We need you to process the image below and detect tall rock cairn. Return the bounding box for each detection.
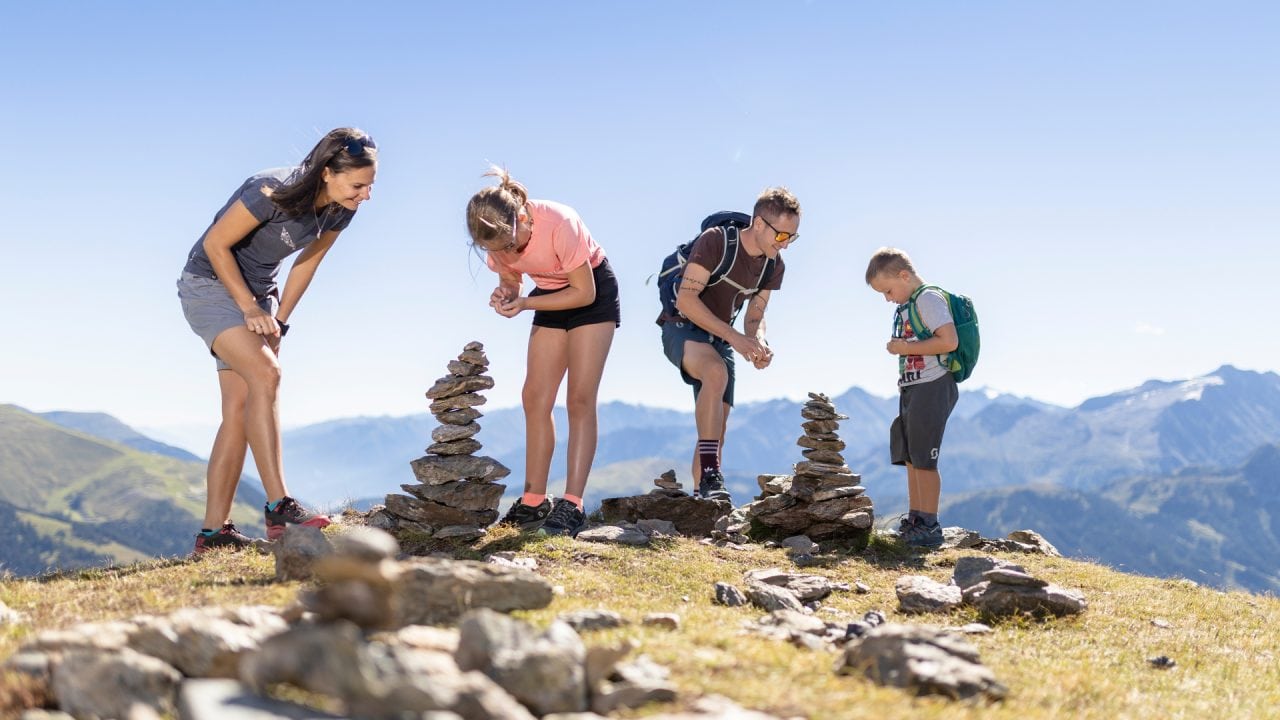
[746,392,874,544]
[383,342,511,542]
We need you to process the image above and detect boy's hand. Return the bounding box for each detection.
[886,338,911,355]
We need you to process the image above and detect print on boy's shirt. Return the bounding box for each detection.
[895,312,927,382]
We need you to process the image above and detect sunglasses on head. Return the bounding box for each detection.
[343,135,377,156]
[758,214,799,244]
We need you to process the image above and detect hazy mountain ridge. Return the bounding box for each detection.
[0,405,266,575]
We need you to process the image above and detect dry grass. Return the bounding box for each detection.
[3,530,1279,720]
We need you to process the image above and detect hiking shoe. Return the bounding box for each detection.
[902,520,944,549]
[264,496,331,541]
[697,470,732,503]
[497,497,553,532]
[890,514,917,538]
[537,498,586,538]
[193,523,255,555]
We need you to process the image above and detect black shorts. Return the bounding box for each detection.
[530,258,621,330]
[889,373,958,471]
[660,319,735,406]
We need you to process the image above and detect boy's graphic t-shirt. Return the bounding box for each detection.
[485,199,605,291]
[894,288,953,387]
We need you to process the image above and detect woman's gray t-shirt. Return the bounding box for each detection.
[183,167,354,298]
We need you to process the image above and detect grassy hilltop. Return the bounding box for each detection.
[2,529,1279,719]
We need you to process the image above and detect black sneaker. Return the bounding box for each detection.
[497,497,553,531]
[537,498,586,538]
[697,470,732,503]
[193,523,255,555]
[891,514,917,538]
[264,496,331,541]
[903,520,944,549]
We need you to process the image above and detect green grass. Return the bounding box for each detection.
[3,529,1279,719]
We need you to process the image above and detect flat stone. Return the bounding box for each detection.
[426,374,495,400]
[392,559,554,626]
[1007,529,1062,557]
[599,494,731,537]
[804,494,874,522]
[429,392,488,414]
[983,568,1049,587]
[801,419,841,434]
[384,494,497,529]
[448,359,487,377]
[836,623,1006,701]
[800,406,847,421]
[427,438,483,456]
[796,435,846,452]
[712,582,748,607]
[896,575,963,614]
[410,454,511,485]
[800,448,845,465]
[436,407,483,425]
[793,460,854,477]
[812,485,867,503]
[403,481,505,512]
[963,581,1088,618]
[952,556,1027,591]
[558,610,627,632]
[458,349,488,365]
[577,524,650,546]
[432,423,482,443]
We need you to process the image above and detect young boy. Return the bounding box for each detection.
[865,248,959,548]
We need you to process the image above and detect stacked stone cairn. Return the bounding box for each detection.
[744,392,874,545]
[383,342,511,541]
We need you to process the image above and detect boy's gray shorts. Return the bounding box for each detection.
[890,373,958,471]
[176,272,277,371]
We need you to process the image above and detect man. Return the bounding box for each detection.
[659,187,801,503]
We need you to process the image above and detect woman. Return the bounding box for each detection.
[178,127,377,554]
[466,167,619,537]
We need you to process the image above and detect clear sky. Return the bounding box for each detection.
[1,1,1277,435]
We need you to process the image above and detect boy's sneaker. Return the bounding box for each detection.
[537,498,586,538]
[903,520,944,549]
[891,514,917,538]
[497,497,553,532]
[264,496,331,541]
[697,470,732,503]
[193,523,255,555]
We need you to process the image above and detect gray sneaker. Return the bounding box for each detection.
[538,498,586,538]
[697,470,732,503]
[497,497,553,531]
[902,520,944,549]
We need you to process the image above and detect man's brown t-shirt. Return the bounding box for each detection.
[666,227,785,325]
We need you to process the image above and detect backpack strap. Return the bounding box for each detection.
[904,284,953,364]
[706,226,740,286]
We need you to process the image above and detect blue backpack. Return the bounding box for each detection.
[654,211,776,325]
[904,284,980,383]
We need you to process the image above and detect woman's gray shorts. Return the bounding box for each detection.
[177,272,276,371]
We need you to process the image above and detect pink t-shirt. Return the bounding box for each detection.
[485,199,605,291]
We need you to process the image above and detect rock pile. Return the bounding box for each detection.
[893,556,1088,618]
[744,392,874,545]
[380,342,510,541]
[600,469,731,537]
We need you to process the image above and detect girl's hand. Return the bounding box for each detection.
[495,297,527,318]
[490,285,517,307]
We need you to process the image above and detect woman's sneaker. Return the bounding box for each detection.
[891,514,917,538]
[697,470,732,503]
[497,497,553,532]
[264,496,331,541]
[192,523,255,555]
[537,498,586,538]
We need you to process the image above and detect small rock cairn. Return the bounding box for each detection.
[745,392,874,544]
[382,342,511,541]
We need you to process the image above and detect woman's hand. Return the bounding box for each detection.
[243,306,280,336]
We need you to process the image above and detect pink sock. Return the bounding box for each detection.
[563,493,584,510]
[521,492,546,507]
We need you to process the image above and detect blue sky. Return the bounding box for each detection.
[1,1,1277,437]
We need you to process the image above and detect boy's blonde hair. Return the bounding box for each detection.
[865,247,916,284]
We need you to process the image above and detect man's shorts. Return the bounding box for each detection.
[890,373,958,471]
[177,272,277,371]
[660,319,735,406]
[530,258,622,330]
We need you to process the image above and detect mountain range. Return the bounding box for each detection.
[4,365,1278,590]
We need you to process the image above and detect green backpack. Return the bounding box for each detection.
[904,284,980,383]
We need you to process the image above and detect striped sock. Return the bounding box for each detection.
[697,439,721,476]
